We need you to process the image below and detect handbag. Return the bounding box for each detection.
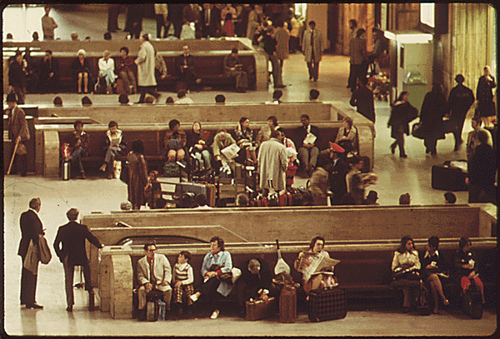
[209,264,233,282]
[411,122,426,140]
[120,160,129,184]
[417,285,432,315]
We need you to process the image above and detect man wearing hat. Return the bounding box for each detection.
[224,47,248,93]
[328,142,348,206]
[6,92,30,176]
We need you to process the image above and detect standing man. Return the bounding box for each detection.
[466,117,493,161]
[302,21,323,82]
[467,130,496,204]
[257,130,288,192]
[6,93,30,176]
[224,48,248,93]
[136,243,173,320]
[348,29,368,91]
[201,3,221,38]
[154,4,169,39]
[274,20,290,69]
[135,34,159,103]
[260,24,285,89]
[349,77,375,122]
[41,6,58,40]
[37,50,60,94]
[246,5,263,43]
[53,208,103,312]
[447,74,475,151]
[8,51,27,104]
[328,143,348,206]
[18,198,44,309]
[175,45,199,92]
[296,114,320,177]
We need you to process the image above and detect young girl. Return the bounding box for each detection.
[222,13,235,37]
[172,251,195,316]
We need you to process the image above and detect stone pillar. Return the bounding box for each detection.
[43,130,60,177]
[109,254,133,319]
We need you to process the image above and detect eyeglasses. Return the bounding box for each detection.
[147,249,156,252]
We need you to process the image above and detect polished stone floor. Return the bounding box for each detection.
[3,4,497,337]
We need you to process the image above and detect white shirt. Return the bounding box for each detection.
[175,97,194,104]
[98,57,115,72]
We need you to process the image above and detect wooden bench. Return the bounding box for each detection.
[36,120,373,177]
[98,238,497,318]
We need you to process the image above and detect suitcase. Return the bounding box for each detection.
[279,286,297,323]
[245,297,277,321]
[205,183,216,207]
[146,291,164,321]
[164,162,181,177]
[431,164,467,191]
[308,287,347,322]
[175,182,208,197]
[463,288,483,319]
[279,192,293,206]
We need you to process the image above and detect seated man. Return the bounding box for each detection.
[211,129,237,173]
[116,47,137,95]
[67,120,89,179]
[137,243,173,320]
[255,116,279,148]
[175,45,199,91]
[296,114,320,177]
[37,50,59,93]
[190,236,233,320]
[100,121,127,179]
[224,47,248,93]
[237,258,274,317]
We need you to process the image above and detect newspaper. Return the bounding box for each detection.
[303,132,317,145]
[296,252,340,283]
[221,143,240,159]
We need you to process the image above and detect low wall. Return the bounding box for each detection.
[84,204,496,288]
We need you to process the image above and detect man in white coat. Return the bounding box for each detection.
[258,130,288,192]
[135,34,160,103]
[137,243,172,318]
[302,21,323,82]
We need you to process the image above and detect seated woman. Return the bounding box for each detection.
[453,237,485,304]
[98,50,116,94]
[294,236,338,297]
[190,236,233,320]
[186,121,211,171]
[211,129,237,174]
[255,116,279,148]
[237,258,274,317]
[100,121,127,179]
[335,116,357,154]
[420,236,450,314]
[164,119,187,163]
[391,235,421,312]
[72,49,93,94]
[234,117,256,165]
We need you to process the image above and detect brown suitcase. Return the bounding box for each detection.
[279,286,297,323]
[205,183,216,207]
[245,297,276,321]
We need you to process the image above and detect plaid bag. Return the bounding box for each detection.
[308,287,347,322]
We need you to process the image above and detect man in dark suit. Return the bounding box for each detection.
[18,198,44,309]
[200,3,221,38]
[175,45,199,91]
[54,208,103,312]
[37,50,60,93]
[295,114,320,177]
[328,143,349,206]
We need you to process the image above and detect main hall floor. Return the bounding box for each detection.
[3,4,497,337]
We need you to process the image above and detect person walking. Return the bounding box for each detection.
[476,65,497,127]
[420,83,446,155]
[348,28,368,91]
[447,74,475,151]
[18,198,45,309]
[53,208,103,312]
[135,34,160,103]
[275,20,290,69]
[387,91,418,158]
[302,21,323,82]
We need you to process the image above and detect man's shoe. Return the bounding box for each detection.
[210,309,220,319]
[27,303,43,309]
[274,84,286,88]
[390,144,396,154]
[190,294,198,303]
[66,306,73,312]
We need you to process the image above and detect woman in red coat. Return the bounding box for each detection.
[127,139,148,210]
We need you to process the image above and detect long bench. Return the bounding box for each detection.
[3,38,268,91]
[33,101,375,176]
[98,238,497,318]
[83,204,497,289]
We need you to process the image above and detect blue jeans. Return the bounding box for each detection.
[99,69,115,88]
[105,146,121,164]
[69,147,88,174]
[194,150,211,170]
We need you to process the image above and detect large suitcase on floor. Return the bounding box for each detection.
[245,297,277,321]
[205,183,216,207]
[308,287,347,322]
[279,286,297,323]
[463,288,482,319]
[146,291,164,321]
[431,163,467,191]
[175,182,208,197]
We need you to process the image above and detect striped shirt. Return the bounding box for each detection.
[173,262,194,285]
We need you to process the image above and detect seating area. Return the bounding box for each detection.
[98,237,497,319]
